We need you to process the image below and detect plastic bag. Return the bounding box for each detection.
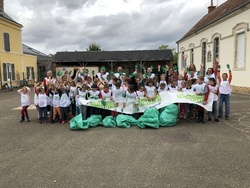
[70,114,89,130]
[159,104,178,127]
[88,115,102,127]
[138,107,159,128]
[102,116,116,128]
[116,114,138,128]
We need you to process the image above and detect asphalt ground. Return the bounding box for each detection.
[0,89,250,188]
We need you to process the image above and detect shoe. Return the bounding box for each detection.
[196,120,200,123]
[200,121,206,124]
[215,119,220,123]
[225,116,229,120]
[38,121,42,124]
[51,120,55,124]
[20,116,25,122]
[27,119,30,122]
[218,115,222,118]
[62,121,65,124]
[208,118,211,122]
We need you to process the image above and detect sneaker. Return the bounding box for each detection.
[218,115,222,118]
[27,119,30,122]
[225,116,229,120]
[215,119,220,123]
[61,121,65,124]
[51,120,55,124]
[200,121,206,124]
[38,121,42,124]
[208,118,212,122]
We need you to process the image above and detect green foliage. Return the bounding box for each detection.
[86,43,102,51]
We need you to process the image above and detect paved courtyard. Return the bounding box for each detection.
[0,90,250,188]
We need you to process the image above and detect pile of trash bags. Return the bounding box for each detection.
[70,104,178,130]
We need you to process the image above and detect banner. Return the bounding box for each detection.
[79,91,214,114]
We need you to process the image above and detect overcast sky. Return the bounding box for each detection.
[5,0,227,55]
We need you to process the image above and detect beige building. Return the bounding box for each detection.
[177,0,250,93]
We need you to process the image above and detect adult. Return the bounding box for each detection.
[96,66,109,82]
[43,70,56,88]
[145,66,155,78]
[202,58,219,83]
[114,66,123,78]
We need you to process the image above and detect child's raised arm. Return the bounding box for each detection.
[17,89,22,94]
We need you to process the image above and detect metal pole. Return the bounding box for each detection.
[10,72,12,90]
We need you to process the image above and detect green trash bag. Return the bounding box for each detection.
[159,104,178,127]
[102,116,116,128]
[88,115,102,127]
[116,114,138,128]
[138,107,159,129]
[70,114,89,130]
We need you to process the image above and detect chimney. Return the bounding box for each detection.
[0,0,4,11]
[208,0,216,13]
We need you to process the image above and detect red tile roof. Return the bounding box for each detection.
[177,0,250,43]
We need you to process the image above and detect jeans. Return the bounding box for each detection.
[39,107,47,121]
[79,105,87,120]
[219,94,230,118]
[208,101,218,119]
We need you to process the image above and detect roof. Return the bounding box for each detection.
[23,44,52,61]
[177,0,250,43]
[0,10,22,27]
[53,50,173,63]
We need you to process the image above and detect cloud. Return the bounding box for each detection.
[4,0,227,54]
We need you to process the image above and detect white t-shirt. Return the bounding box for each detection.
[52,93,60,107]
[38,93,47,108]
[21,93,30,107]
[145,86,156,98]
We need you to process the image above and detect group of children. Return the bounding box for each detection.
[17,60,232,125]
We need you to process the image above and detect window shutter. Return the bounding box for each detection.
[3,63,7,81]
[3,33,10,52]
[12,64,15,80]
[31,67,34,79]
[26,67,29,79]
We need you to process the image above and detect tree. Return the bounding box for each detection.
[158,44,178,63]
[86,43,102,51]
[158,44,169,50]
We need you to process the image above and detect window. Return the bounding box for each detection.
[236,32,245,68]
[190,48,194,64]
[26,67,34,80]
[233,23,247,71]
[3,63,15,81]
[181,51,186,68]
[202,42,206,75]
[3,33,10,51]
[214,38,219,64]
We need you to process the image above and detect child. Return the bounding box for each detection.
[145,78,157,101]
[168,79,179,92]
[193,75,208,124]
[88,84,101,116]
[17,86,31,122]
[111,82,124,117]
[101,84,112,118]
[50,87,61,124]
[217,66,232,120]
[178,81,187,119]
[59,87,71,124]
[183,80,194,122]
[157,82,167,93]
[177,74,184,88]
[33,81,41,121]
[69,81,77,117]
[136,84,145,99]
[35,84,49,123]
[207,78,220,122]
[77,84,89,120]
[123,85,139,111]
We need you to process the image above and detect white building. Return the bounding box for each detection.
[177,0,250,93]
